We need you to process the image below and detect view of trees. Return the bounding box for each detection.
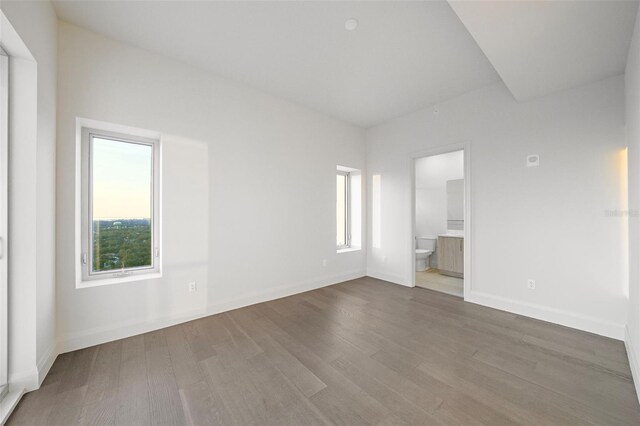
[92,219,152,271]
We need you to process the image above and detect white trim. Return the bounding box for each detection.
[76,118,164,288]
[336,169,351,249]
[409,143,471,297]
[58,270,366,353]
[1,10,39,413]
[7,342,54,392]
[77,272,163,289]
[337,247,361,254]
[366,270,411,287]
[7,368,37,394]
[0,389,24,426]
[0,46,8,392]
[466,290,625,340]
[80,126,161,284]
[625,326,640,404]
[36,342,57,387]
[337,165,359,173]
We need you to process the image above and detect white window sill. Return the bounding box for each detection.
[77,272,162,289]
[337,247,361,254]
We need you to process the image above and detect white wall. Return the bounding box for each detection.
[56,22,366,351]
[0,0,57,391]
[625,3,640,403]
[367,76,628,339]
[415,150,464,239]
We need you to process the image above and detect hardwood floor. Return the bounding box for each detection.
[8,277,640,425]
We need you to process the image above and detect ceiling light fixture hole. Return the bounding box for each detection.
[345,19,358,31]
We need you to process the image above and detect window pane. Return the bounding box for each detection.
[91,137,153,272]
[337,174,346,246]
[372,174,381,248]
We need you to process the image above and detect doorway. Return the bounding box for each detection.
[411,147,468,297]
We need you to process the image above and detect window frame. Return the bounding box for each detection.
[0,48,8,398]
[337,170,351,249]
[80,127,161,284]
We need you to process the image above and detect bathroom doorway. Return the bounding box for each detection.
[411,147,468,297]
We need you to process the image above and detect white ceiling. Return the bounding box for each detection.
[51,0,640,127]
[449,0,640,102]
[52,0,500,127]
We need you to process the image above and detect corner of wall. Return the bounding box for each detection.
[5,340,56,395]
[625,326,640,404]
[365,270,412,287]
[36,341,58,387]
[625,1,640,405]
[8,368,37,394]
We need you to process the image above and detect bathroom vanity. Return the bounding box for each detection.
[437,235,463,278]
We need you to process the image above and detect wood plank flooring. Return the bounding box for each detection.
[8,277,640,425]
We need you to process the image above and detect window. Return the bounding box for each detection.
[81,127,160,283]
[372,174,381,249]
[337,170,351,248]
[336,165,362,252]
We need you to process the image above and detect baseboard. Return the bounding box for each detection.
[203,269,366,317]
[0,343,58,423]
[366,270,411,287]
[58,269,366,353]
[36,342,58,387]
[59,306,209,354]
[625,326,640,404]
[0,388,25,426]
[7,368,37,394]
[466,290,625,340]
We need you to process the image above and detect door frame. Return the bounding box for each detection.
[0,48,7,400]
[409,143,472,298]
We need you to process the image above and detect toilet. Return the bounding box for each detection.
[415,237,436,271]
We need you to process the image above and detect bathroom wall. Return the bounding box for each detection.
[415,150,464,239]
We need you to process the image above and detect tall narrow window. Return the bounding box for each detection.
[372,174,381,249]
[81,128,160,283]
[337,170,350,248]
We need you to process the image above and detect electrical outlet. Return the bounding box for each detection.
[188,281,197,293]
[527,279,536,290]
[526,154,540,167]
